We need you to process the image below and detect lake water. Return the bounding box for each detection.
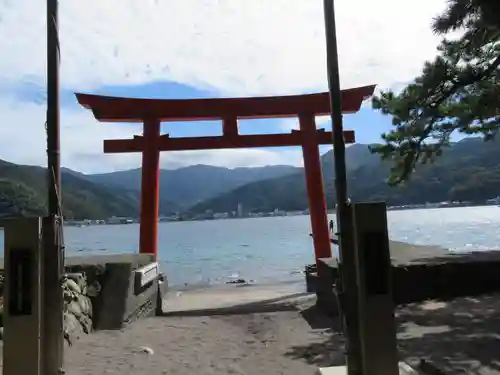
[2,206,500,287]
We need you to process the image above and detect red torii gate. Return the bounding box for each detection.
[75,84,375,262]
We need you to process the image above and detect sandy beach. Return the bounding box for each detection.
[62,283,328,374]
[61,241,500,375]
[64,310,334,375]
[59,282,500,375]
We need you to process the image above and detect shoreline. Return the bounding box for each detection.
[167,277,307,294]
[167,273,307,292]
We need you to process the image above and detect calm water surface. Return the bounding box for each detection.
[2,206,500,287]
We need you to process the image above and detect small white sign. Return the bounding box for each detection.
[135,262,159,288]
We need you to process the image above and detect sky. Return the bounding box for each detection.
[0,0,449,174]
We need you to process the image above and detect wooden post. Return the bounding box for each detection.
[42,216,64,375]
[44,0,65,372]
[323,0,362,373]
[139,119,161,259]
[299,114,332,262]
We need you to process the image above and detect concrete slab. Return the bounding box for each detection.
[328,235,450,265]
[317,365,346,375]
[162,283,310,315]
[317,362,421,375]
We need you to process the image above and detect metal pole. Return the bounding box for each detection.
[322,1,362,374]
[44,0,64,373]
[47,0,61,214]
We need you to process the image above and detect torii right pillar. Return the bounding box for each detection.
[299,114,334,263]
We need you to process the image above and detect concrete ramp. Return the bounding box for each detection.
[162,283,312,316]
[318,362,421,375]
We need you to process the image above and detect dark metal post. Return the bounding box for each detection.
[44,0,64,373]
[47,0,61,213]
[322,0,362,374]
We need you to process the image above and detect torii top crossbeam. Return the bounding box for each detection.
[75,84,375,262]
[75,85,375,122]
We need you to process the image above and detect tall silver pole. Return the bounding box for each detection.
[322,1,362,374]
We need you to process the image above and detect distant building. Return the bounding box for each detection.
[487,196,500,205]
[106,216,134,225]
[237,203,244,217]
[273,208,286,216]
[213,212,229,219]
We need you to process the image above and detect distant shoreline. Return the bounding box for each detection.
[58,202,500,225]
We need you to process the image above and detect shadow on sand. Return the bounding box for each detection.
[283,329,346,368]
[286,293,500,373]
[397,294,500,374]
[283,303,346,368]
[162,290,348,368]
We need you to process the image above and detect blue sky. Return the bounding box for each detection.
[0,0,448,173]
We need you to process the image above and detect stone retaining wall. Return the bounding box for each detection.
[62,264,106,345]
[0,253,164,346]
[0,265,103,345]
[63,273,94,345]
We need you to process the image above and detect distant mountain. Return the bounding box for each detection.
[320,143,379,177]
[3,162,298,219]
[0,160,147,219]
[82,164,300,208]
[62,167,179,214]
[186,138,500,214]
[10,137,497,220]
[186,144,378,214]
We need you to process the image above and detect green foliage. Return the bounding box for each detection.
[0,160,140,219]
[0,179,46,217]
[371,0,500,185]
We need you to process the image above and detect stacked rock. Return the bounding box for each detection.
[0,273,4,339]
[63,272,94,346]
[0,265,103,345]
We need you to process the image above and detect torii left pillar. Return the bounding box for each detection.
[139,119,161,260]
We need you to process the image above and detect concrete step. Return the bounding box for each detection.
[317,362,421,375]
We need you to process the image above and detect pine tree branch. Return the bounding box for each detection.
[416,52,500,148]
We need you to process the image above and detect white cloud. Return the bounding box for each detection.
[161,148,304,171]
[280,115,332,132]
[0,0,448,172]
[0,96,140,173]
[1,0,446,96]
[0,95,304,173]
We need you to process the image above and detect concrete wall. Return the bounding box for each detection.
[0,253,166,345]
[65,253,164,331]
[392,259,500,304]
[309,254,500,311]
